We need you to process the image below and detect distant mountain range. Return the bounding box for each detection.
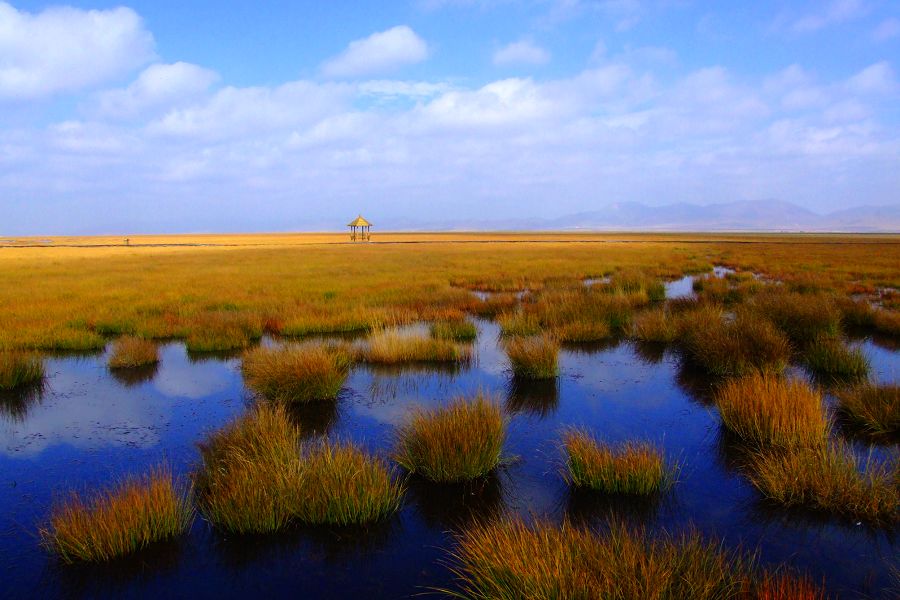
[385,201,900,233]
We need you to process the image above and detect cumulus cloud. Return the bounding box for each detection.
[91,62,220,119]
[0,2,155,100]
[493,40,550,66]
[321,26,429,79]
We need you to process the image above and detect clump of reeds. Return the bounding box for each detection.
[754,571,826,600]
[752,291,841,344]
[837,383,899,436]
[802,335,869,379]
[836,297,875,329]
[504,335,559,379]
[0,350,44,390]
[295,441,404,525]
[468,293,519,318]
[107,336,159,369]
[447,517,754,600]
[747,442,899,524]
[40,466,193,563]
[195,403,302,534]
[195,404,403,533]
[562,431,674,495]
[430,319,477,341]
[241,343,351,404]
[715,373,828,449]
[362,329,471,364]
[497,311,542,337]
[680,310,791,377]
[394,394,505,483]
[553,320,612,343]
[184,310,262,352]
[632,308,677,343]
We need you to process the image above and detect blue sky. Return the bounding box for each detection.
[1,0,899,234]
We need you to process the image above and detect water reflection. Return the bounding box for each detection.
[407,473,506,530]
[283,400,341,438]
[109,363,160,388]
[505,377,559,418]
[565,487,663,527]
[0,382,44,422]
[633,341,667,365]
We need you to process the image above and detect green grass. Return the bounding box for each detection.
[715,373,828,449]
[504,335,559,379]
[802,335,870,379]
[748,442,899,524]
[241,343,351,403]
[108,336,159,369]
[445,516,826,600]
[394,394,506,483]
[562,431,674,495]
[837,383,900,436]
[0,350,44,390]
[40,465,193,563]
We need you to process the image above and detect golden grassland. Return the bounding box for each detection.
[562,431,674,495]
[0,232,897,351]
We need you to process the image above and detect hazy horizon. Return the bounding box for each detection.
[2,1,900,234]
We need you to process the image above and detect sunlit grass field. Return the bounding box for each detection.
[1,232,897,352]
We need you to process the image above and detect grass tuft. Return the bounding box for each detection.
[108,336,159,369]
[632,308,677,343]
[394,394,505,483]
[837,383,899,436]
[715,373,828,449]
[362,329,471,364]
[747,442,899,524]
[802,335,869,379]
[751,291,841,344]
[504,335,559,379]
[431,319,478,341]
[241,343,351,404]
[562,430,674,495]
[0,350,44,390]
[447,517,758,600]
[196,404,402,533]
[40,466,192,563]
[680,309,791,377]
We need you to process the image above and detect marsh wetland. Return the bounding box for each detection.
[1,233,898,599]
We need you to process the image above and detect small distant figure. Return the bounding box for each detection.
[124,238,130,246]
[347,215,372,242]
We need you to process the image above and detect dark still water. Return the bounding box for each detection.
[1,320,898,599]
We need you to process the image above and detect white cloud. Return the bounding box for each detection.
[321,26,429,79]
[492,40,550,66]
[788,0,869,33]
[0,2,155,100]
[91,62,220,119]
[357,79,451,100]
[873,17,900,42]
[146,80,352,140]
[846,62,898,95]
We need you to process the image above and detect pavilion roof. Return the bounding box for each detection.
[347,215,372,227]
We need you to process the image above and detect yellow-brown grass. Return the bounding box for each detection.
[362,329,471,364]
[241,343,351,403]
[394,394,505,482]
[748,443,899,524]
[754,572,826,600]
[447,517,756,600]
[715,373,828,449]
[504,335,559,379]
[751,291,841,344]
[562,431,673,495]
[40,466,192,563]
[107,336,159,369]
[632,308,677,343]
[0,350,44,390]
[679,309,791,377]
[837,383,900,436]
[195,403,402,532]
